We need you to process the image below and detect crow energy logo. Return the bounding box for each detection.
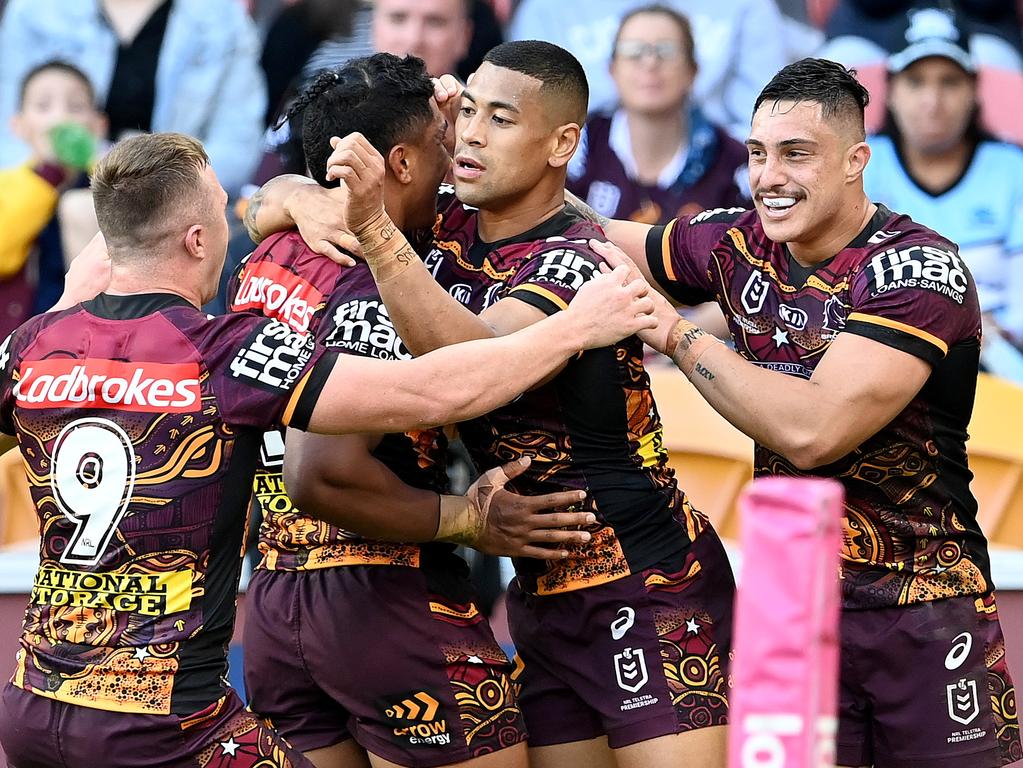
[384,691,450,746]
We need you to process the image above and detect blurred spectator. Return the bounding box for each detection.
[0,0,266,197]
[0,62,105,337]
[568,5,749,224]
[260,0,360,126]
[820,0,1023,71]
[863,7,1023,380]
[508,0,790,137]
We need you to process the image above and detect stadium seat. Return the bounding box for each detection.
[0,447,36,547]
[648,363,754,539]
[978,68,1023,146]
[969,374,1023,547]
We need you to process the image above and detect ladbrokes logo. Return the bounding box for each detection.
[14,359,200,412]
[867,244,968,304]
[230,320,315,393]
[232,262,323,332]
[324,299,411,360]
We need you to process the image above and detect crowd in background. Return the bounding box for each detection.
[0,0,1020,378]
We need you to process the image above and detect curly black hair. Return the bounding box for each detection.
[283,53,435,188]
[753,58,870,139]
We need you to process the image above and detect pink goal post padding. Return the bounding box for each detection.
[728,477,844,768]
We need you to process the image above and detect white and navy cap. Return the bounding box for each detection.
[887,7,975,74]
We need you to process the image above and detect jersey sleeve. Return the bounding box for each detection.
[0,329,19,435]
[845,239,981,366]
[205,314,339,432]
[504,244,601,316]
[645,208,744,305]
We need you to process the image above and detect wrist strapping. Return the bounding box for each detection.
[435,494,485,545]
[355,210,419,284]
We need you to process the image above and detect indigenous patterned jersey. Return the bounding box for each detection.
[647,205,987,610]
[426,188,703,595]
[228,231,450,571]
[0,293,334,715]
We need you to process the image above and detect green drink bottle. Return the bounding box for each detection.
[49,122,96,171]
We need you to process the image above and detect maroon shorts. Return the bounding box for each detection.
[243,563,526,768]
[0,683,311,768]
[837,592,1021,768]
[506,529,735,749]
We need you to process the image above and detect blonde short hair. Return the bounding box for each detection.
[91,132,210,248]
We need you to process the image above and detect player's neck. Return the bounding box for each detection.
[383,186,410,234]
[477,186,567,243]
[788,196,876,267]
[625,109,688,186]
[106,263,204,308]
[899,138,971,195]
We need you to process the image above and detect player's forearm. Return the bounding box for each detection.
[283,447,442,541]
[666,321,844,469]
[244,174,312,242]
[355,209,497,354]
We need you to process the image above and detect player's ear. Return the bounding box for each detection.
[183,224,204,260]
[548,122,581,169]
[387,143,414,185]
[845,140,871,184]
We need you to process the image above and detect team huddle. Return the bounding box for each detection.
[0,38,1018,768]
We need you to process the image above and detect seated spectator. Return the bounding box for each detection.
[568,4,749,224]
[0,61,105,338]
[820,0,1023,72]
[508,0,789,137]
[863,7,1023,380]
[0,0,266,197]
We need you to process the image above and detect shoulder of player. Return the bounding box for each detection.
[247,231,344,288]
[681,206,751,229]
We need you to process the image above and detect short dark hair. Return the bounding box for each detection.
[285,54,435,188]
[612,4,697,70]
[19,60,95,107]
[91,133,210,249]
[753,58,870,139]
[482,41,589,125]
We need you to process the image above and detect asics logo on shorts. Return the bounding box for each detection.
[945,632,973,671]
[14,359,201,412]
[610,607,636,640]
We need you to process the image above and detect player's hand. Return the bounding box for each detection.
[432,74,463,154]
[591,238,683,355]
[468,457,596,559]
[51,231,111,310]
[284,183,360,266]
[568,264,657,349]
[325,133,386,237]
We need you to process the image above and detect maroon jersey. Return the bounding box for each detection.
[0,293,335,715]
[424,188,704,595]
[228,231,450,571]
[647,205,987,610]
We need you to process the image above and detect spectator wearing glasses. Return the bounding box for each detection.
[568,5,749,226]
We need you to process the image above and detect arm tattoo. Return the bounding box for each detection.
[243,186,266,243]
[694,362,715,382]
[565,190,611,229]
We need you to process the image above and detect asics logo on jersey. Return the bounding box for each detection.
[867,245,968,304]
[324,299,411,360]
[867,229,900,244]
[230,321,315,392]
[232,262,323,332]
[14,359,201,412]
[534,249,596,290]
